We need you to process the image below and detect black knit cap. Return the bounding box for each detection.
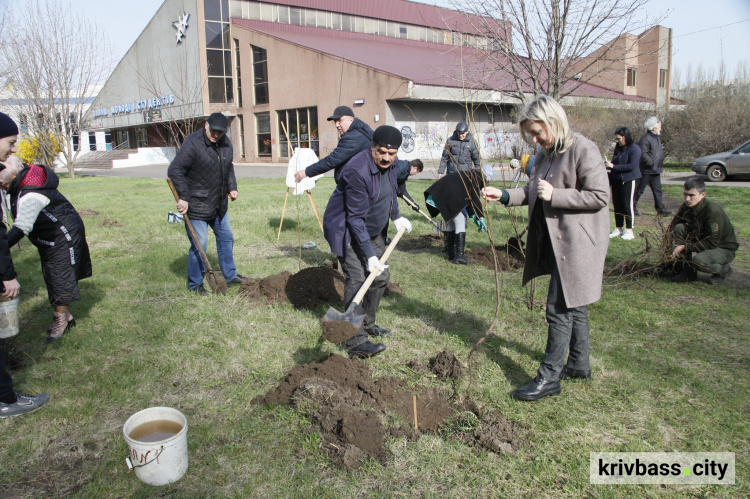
[372,125,402,150]
[0,112,19,139]
[206,112,228,132]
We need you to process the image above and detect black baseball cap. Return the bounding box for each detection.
[207,112,228,132]
[327,106,355,121]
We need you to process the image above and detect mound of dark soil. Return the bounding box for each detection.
[467,240,525,271]
[384,281,403,296]
[98,218,123,227]
[239,266,345,309]
[78,209,99,217]
[398,233,441,252]
[430,350,464,380]
[255,352,525,469]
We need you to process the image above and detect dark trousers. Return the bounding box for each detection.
[634,173,665,211]
[338,234,390,349]
[537,257,591,381]
[611,179,636,229]
[0,342,16,403]
[673,224,736,274]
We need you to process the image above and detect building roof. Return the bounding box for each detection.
[256,0,503,38]
[232,19,653,102]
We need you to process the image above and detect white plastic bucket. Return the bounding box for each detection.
[122,407,188,486]
[0,297,20,339]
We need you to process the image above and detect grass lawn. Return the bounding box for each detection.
[0,176,747,497]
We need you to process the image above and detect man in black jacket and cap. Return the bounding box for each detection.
[168,113,249,295]
[294,106,373,185]
[633,117,672,216]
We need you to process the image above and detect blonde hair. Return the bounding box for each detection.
[0,155,23,186]
[518,95,573,154]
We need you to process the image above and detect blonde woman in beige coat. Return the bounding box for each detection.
[483,95,610,401]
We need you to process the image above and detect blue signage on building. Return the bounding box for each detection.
[94,94,176,117]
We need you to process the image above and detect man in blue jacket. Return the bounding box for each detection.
[294,106,373,185]
[633,117,672,217]
[168,113,249,295]
[323,126,413,358]
[396,158,423,209]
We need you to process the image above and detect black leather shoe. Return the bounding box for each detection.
[348,341,386,359]
[364,324,392,337]
[633,208,642,216]
[708,266,733,285]
[671,267,697,283]
[190,284,209,296]
[515,376,561,401]
[560,366,592,380]
[227,274,250,286]
[657,209,673,216]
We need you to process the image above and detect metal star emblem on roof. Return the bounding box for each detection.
[172,12,190,44]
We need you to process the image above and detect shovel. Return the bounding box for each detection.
[401,196,442,234]
[167,178,228,295]
[321,226,406,343]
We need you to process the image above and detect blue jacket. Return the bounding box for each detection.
[395,158,414,202]
[305,118,374,184]
[323,149,402,259]
[610,142,642,183]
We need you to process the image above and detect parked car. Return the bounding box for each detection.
[691,139,750,181]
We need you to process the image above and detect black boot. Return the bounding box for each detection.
[452,232,467,265]
[443,231,456,260]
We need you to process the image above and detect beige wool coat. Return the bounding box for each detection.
[507,134,610,308]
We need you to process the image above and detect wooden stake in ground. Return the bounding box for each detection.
[277,188,290,240]
[413,394,418,432]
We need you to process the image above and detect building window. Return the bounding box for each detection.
[205,0,233,104]
[256,112,272,157]
[659,69,667,88]
[627,67,637,87]
[234,39,243,107]
[277,107,318,157]
[135,127,148,148]
[252,45,269,105]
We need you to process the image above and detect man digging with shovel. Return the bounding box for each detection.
[322,126,412,358]
[168,113,250,295]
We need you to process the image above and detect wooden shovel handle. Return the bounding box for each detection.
[351,226,407,306]
[166,178,214,273]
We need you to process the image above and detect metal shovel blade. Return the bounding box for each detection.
[206,270,228,295]
[320,302,365,343]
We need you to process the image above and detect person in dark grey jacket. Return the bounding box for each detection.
[294,106,373,185]
[438,121,480,177]
[168,113,248,295]
[633,117,672,216]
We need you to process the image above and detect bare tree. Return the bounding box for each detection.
[440,0,666,102]
[2,0,113,178]
[134,47,206,151]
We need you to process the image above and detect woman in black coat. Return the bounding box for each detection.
[604,127,642,240]
[424,169,487,264]
[0,156,91,343]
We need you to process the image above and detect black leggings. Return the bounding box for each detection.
[611,179,635,229]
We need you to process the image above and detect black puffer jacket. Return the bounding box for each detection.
[638,131,664,174]
[168,129,237,221]
[439,130,480,174]
[0,223,17,282]
[305,118,373,184]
